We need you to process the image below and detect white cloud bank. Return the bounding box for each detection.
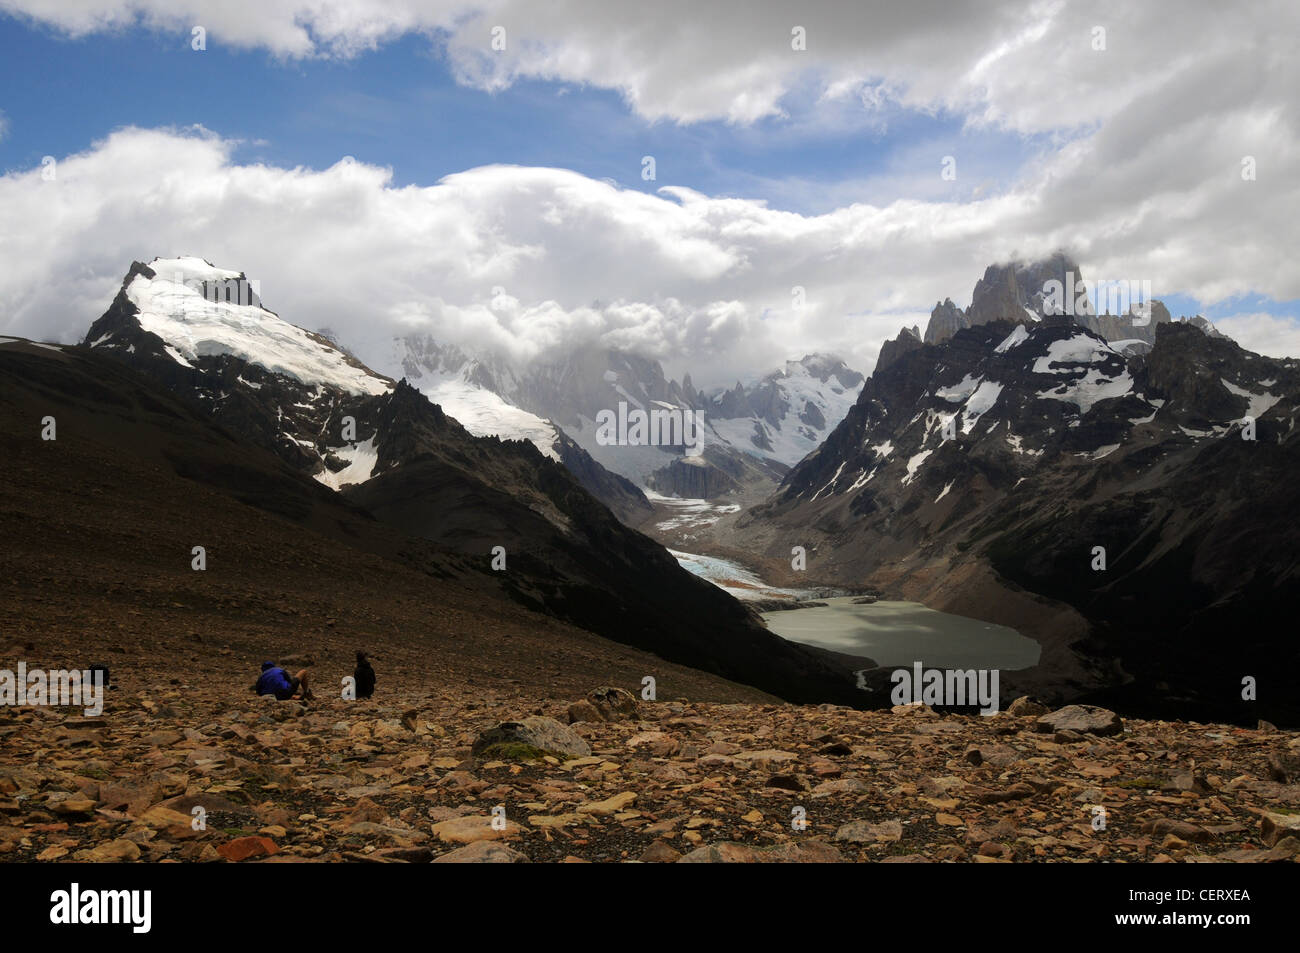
[0,1,1297,380]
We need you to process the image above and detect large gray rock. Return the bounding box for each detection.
[472,716,591,758]
[1035,704,1123,737]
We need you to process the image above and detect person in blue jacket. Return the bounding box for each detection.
[254,661,313,701]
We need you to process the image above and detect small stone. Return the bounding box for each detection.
[577,792,637,816]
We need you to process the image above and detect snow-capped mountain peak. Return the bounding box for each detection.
[102,257,390,397]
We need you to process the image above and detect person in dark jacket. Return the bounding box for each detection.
[353,651,376,699]
[254,661,313,701]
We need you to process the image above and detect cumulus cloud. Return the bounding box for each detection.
[1,123,1297,388]
[3,2,1295,131]
[1,1,1297,381]
[1214,313,1300,362]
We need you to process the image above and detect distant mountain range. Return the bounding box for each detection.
[735,257,1300,724]
[391,337,863,501]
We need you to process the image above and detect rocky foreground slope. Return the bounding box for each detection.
[2,677,1297,863]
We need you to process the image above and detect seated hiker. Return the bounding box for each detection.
[354,651,376,699]
[254,661,313,701]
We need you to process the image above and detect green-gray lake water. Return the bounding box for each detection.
[762,597,1040,670]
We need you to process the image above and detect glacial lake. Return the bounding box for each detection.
[761,597,1041,671]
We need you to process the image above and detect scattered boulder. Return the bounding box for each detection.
[471,716,591,759]
[566,686,639,724]
[1035,705,1123,737]
[1007,696,1049,717]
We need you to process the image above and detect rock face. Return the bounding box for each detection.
[969,254,1079,327]
[923,255,1075,346]
[646,449,745,499]
[1075,299,1171,345]
[735,260,1300,725]
[924,298,970,345]
[876,326,923,374]
[472,717,592,759]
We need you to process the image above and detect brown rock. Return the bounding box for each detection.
[431,815,521,843]
[834,819,902,843]
[217,836,280,862]
[1260,812,1300,847]
[75,838,142,862]
[638,840,683,863]
[1140,819,1212,843]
